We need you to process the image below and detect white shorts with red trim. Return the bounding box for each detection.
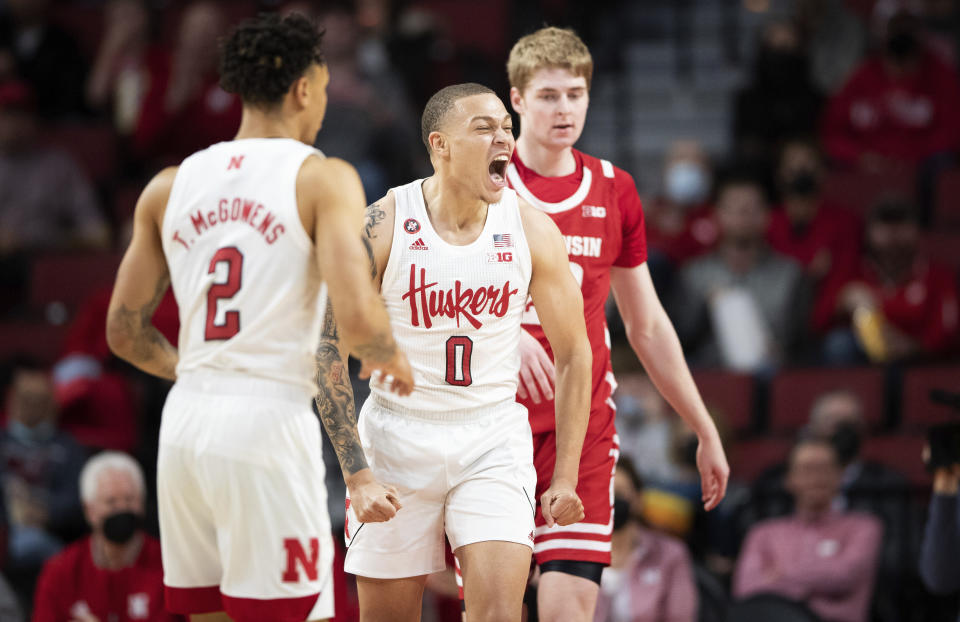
[531,429,619,566]
[158,373,334,622]
[344,395,536,579]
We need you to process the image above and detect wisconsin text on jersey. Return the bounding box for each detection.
[564,235,603,258]
[402,264,520,330]
[170,196,287,250]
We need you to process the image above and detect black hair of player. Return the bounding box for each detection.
[421,83,496,151]
[220,12,325,107]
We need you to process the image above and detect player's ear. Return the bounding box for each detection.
[509,86,525,115]
[291,74,310,109]
[428,131,448,158]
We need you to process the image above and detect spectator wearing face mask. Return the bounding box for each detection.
[32,452,180,622]
[734,437,882,622]
[821,7,960,171]
[595,457,697,622]
[767,138,861,287]
[814,197,959,364]
[733,20,824,165]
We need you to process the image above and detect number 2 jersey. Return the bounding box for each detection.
[161,138,325,392]
[507,149,648,436]
[371,179,532,412]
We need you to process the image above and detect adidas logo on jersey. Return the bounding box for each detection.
[409,238,429,250]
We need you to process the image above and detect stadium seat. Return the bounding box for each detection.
[29,252,121,315]
[770,368,886,433]
[902,365,960,428]
[730,437,793,483]
[820,169,916,216]
[40,123,119,187]
[692,370,755,435]
[861,434,930,486]
[934,167,960,229]
[0,321,68,363]
[922,232,960,273]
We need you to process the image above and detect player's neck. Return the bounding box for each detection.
[421,175,488,237]
[516,133,577,177]
[234,109,305,143]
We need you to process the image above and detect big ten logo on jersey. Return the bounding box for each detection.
[487,251,513,263]
[403,264,519,329]
[582,204,606,218]
[522,262,584,325]
[170,197,286,252]
[282,538,321,583]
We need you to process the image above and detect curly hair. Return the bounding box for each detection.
[219,12,325,107]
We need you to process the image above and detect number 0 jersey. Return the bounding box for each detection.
[507,149,648,435]
[161,138,325,392]
[372,179,532,412]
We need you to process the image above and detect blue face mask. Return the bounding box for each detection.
[665,162,710,207]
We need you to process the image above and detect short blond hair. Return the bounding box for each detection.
[507,27,593,93]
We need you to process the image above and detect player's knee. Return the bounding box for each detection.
[470,602,520,622]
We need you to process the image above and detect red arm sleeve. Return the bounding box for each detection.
[613,170,648,268]
[821,68,868,166]
[32,557,64,622]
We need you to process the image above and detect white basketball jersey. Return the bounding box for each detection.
[373,179,532,412]
[161,138,324,391]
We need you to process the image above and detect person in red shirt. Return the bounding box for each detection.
[821,9,960,169]
[815,198,960,363]
[767,138,861,287]
[32,451,180,622]
[494,27,729,621]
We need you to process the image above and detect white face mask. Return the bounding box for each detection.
[665,161,710,207]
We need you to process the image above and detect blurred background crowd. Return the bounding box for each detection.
[0,0,958,620]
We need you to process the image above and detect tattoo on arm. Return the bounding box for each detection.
[363,201,385,240]
[108,275,177,378]
[316,300,368,477]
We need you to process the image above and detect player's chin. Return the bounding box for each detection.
[480,180,506,204]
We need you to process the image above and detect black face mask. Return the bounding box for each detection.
[102,511,142,544]
[831,423,862,466]
[613,496,632,531]
[784,170,820,197]
[887,31,919,61]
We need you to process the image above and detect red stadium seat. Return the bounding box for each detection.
[861,434,930,485]
[935,167,960,229]
[922,232,960,273]
[820,169,916,216]
[902,365,960,428]
[770,368,885,433]
[29,252,121,314]
[0,321,68,363]
[730,437,793,483]
[40,123,118,187]
[692,370,755,435]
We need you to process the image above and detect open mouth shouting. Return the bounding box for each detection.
[489,153,510,188]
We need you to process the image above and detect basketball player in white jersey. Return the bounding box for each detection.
[315,83,592,621]
[105,14,413,622]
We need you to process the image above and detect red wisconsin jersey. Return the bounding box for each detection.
[33,535,182,622]
[507,149,647,435]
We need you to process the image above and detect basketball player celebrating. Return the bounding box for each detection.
[505,28,730,620]
[106,14,413,622]
[316,82,592,622]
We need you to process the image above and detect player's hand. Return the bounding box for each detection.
[697,433,730,511]
[541,480,584,527]
[516,329,555,404]
[346,469,402,523]
[359,348,415,396]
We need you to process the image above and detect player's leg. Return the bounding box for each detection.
[356,575,428,621]
[533,429,619,622]
[455,541,531,622]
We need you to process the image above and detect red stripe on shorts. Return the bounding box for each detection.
[165,585,222,614]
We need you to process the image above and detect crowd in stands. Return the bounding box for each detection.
[0,0,957,621]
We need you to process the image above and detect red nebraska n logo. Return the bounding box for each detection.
[227,155,244,170]
[282,538,320,583]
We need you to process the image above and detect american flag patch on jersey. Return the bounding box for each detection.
[493,234,513,248]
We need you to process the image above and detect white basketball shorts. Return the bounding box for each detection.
[157,372,334,622]
[344,395,537,579]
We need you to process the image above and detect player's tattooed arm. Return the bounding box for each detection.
[107,274,178,380]
[315,300,369,477]
[349,200,397,363]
